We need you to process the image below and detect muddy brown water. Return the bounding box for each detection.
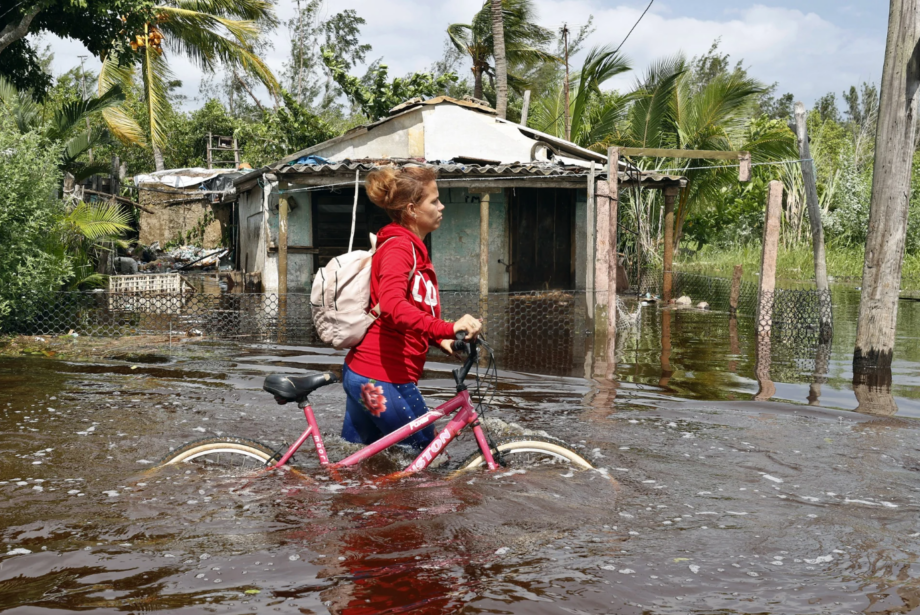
[3,289,920,614]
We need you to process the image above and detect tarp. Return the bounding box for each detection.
[134,168,229,188]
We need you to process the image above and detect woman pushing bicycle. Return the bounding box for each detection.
[341,166,482,450]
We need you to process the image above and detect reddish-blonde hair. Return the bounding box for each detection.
[364,166,438,224]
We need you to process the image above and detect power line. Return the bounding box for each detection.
[537,0,656,134]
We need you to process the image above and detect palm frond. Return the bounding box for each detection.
[97,56,148,146]
[570,46,630,143]
[142,42,173,150]
[48,85,124,141]
[171,0,278,26]
[0,75,41,133]
[65,201,132,241]
[627,57,684,149]
[447,23,473,54]
[61,130,111,168]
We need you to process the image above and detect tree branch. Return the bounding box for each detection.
[0,4,44,55]
[232,68,265,113]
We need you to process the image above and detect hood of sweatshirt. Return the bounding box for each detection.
[375,223,431,266]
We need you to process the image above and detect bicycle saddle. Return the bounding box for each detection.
[263,372,340,403]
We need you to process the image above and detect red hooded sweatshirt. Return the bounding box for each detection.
[345,223,456,384]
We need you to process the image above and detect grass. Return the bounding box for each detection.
[676,243,920,289]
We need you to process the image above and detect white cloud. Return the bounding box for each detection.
[34,1,882,108]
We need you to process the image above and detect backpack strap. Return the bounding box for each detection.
[369,238,417,319]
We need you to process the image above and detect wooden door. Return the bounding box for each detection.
[509,188,575,291]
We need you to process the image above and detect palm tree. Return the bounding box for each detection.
[616,56,796,249]
[100,0,281,171]
[448,0,557,101]
[491,0,508,118]
[0,75,127,180]
[529,46,632,147]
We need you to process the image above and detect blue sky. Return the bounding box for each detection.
[35,1,888,110]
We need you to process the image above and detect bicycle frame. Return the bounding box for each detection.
[267,388,499,474]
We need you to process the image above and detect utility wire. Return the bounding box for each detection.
[537,0,655,134]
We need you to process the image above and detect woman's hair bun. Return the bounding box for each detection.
[364,166,438,224]
[364,167,399,209]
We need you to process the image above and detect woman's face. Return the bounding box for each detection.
[407,181,444,237]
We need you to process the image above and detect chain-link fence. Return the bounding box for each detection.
[4,267,834,376]
[634,269,832,343]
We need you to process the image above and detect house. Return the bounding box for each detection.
[231,96,685,294]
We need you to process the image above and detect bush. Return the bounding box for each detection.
[0,126,71,330]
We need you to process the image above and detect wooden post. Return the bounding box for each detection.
[278,194,289,295]
[662,187,678,302]
[754,336,776,401]
[110,155,121,203]
[738,152,752,182]
[586,161,596,319]
[794,101,832,336]
[595,180,610,298]
[606,148,619,370]
[757,181,783,335]
[854,0,920,372]
[520,90,531,126]
[470,187,500,328]
[729,264,742,313]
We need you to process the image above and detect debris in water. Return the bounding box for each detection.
[689,565,700,574]
[804,555,833,565]
[6,548,31,555]
[495,547,510,555]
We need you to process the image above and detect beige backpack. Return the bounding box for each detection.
[310,235,416,349]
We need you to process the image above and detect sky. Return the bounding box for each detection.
[32,0,888,111]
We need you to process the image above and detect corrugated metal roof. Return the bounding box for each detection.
[271,160,685,185]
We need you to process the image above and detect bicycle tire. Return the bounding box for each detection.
[159,436,281,470]
[455,435,594,472]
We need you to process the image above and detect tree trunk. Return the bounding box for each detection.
[491,0,508,118]
[0,4,43,55]
[153,143,166,172]
[473,64,484,100]
[854,0,920,371]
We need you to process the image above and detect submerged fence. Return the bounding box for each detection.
[4,269,832,375]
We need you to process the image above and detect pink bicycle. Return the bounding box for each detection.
[160,336,593,475]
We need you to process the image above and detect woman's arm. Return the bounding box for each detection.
[375,242,455,340]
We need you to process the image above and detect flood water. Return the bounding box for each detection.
[3,285,920,614]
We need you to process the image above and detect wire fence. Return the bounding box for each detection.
[3,269,833,375]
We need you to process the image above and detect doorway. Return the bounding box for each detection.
[508,188,576,291]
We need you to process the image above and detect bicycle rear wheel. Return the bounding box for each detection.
[159,436,280,472]
[456,435,594,472]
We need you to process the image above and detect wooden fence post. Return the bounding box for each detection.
[586,161,596,319]
[470,187,500,330]
[729,264,742,313]
[606,147,619,372]
[757,181,783,335]
[662,187,678,302]
[278,194,289,295]
[794,101,832,338]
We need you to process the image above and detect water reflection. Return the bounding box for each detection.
[853,368,899,416]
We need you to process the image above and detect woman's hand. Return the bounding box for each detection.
[439,339,456,356]
[452,314,483,340]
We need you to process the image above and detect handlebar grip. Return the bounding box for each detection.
[452,340,467,352]
[455,330,467,341]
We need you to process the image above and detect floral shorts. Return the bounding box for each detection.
[341,364,434,449]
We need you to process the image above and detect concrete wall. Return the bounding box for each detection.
[431,187,509,291]
[311,111,425,160]
[138,183,229,248]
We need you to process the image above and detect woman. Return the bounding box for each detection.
[342,166,482,449]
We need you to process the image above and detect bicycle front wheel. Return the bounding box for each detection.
[456,435,594,472]
[159,436,280,472]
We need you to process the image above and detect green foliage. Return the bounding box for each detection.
[322,50,458,121]
[0,0,153,98]
[61,200,134,289]
[447,0,557,98]
[0,126,71,329]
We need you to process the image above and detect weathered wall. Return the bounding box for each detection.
[432,187,509,291]
[138,182,229,248]
[310,111,424,160]
[265,191,313,293]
